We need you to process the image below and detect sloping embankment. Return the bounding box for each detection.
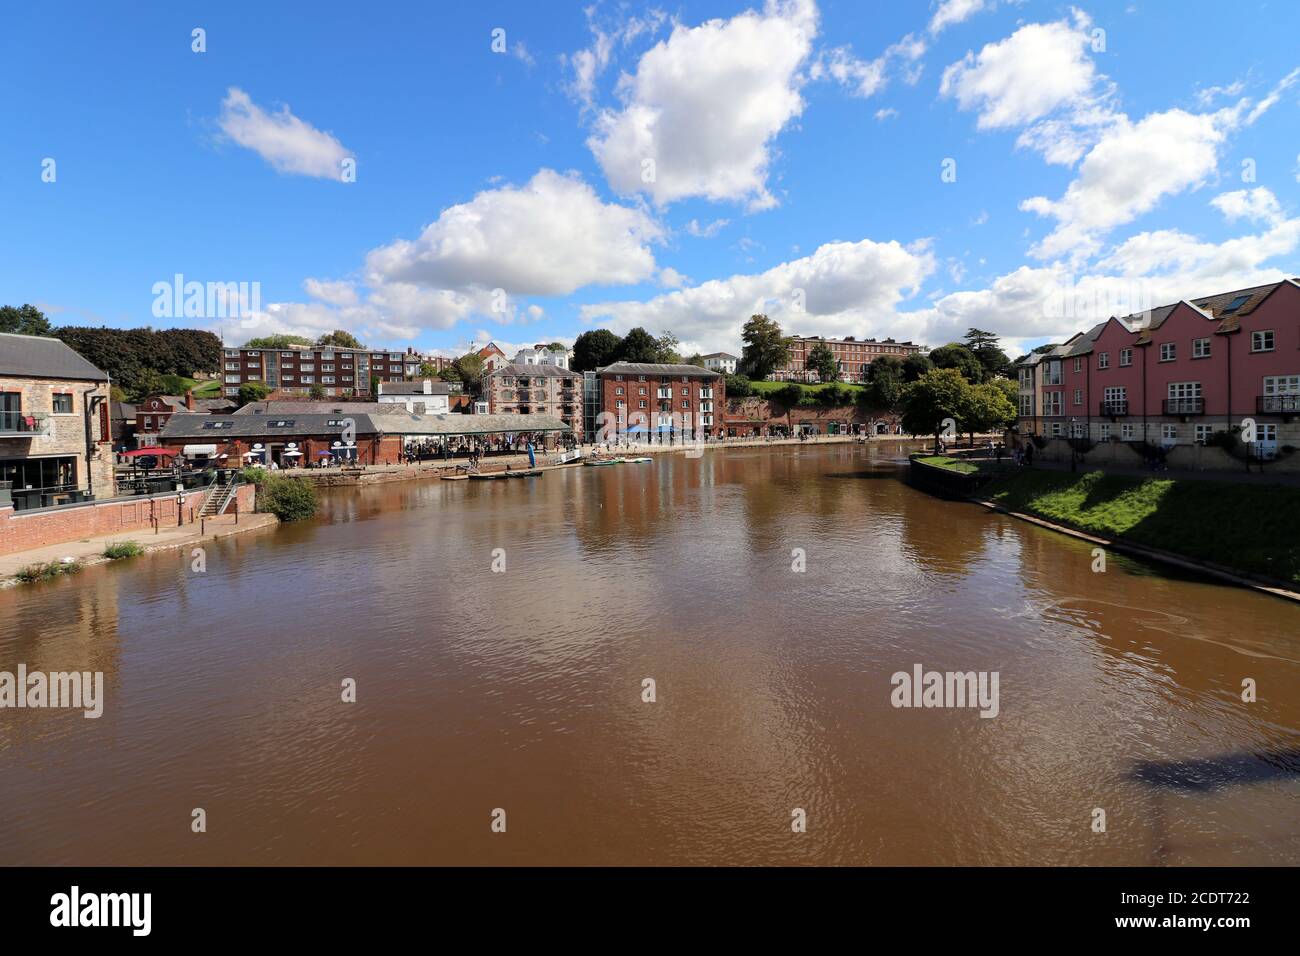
[976,469,1300,593]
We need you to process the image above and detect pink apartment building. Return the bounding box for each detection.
[1015,279,1300,455]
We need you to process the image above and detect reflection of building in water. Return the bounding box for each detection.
[0,569,121,748]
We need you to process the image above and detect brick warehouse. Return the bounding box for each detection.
[595,362,724,440]
[158,412,402,467]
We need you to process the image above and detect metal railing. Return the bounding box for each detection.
[0,410,50,435]
[1162,398,1204,415]
[1257,394,1300,414]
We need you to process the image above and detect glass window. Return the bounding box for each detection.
[52,393,73,414]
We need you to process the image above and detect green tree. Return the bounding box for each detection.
[684,353,706,368]
[238,381,272,405]
[244,334,311,349]
[929,342,985,384]
[0,304,54,336]
[901,368,974,452]
[816,382,850,406]
[572,329,622,372]
[316,330,364,349]
[616,327,661,363]
[964,328,1011,379]
[308,383,326,400]
[863,355,905,413]
[257,475,319,522]
[418,361,440,377]
[453,353,486,392]
[655,331,683,364]
[901,352,934,383]
[963,381,1018,444]
[126,369,167,403]
[545,342,567,352]
[806,341,839,382]
[740,314,791,380]
[724,373,753,397]
[774,383,805,408]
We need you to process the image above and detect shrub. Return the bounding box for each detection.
[15,559,83,583]
[774,383,806,408]
[723,373,753,398]
[239,465,269,486]
[103,540,145,560]
[257,474,318,522]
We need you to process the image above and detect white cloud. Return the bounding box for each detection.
[364,168,662,297]
[217,87,351,180]
[929,0,991,35]
[811,33,926,100]
[580,236,934,353]
[563,8,668,109]
[685,218,730,238]
[587,0,818,209]
[658,266,689,288]
[940,14,1100,130]
[1020,108,1229,260]
[302,278,359,307]
[1209,187,1284,226]
[875,107,899,121]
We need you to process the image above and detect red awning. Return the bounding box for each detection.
[122,447,177,457]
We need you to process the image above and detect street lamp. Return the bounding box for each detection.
[1069,417,1078,472]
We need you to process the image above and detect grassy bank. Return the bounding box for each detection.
[980,469,1300,586]
[748,380,865,399]
[913,455,979,475]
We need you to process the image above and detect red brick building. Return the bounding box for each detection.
[775,335,922,383]
[596,362,724,440]
[158,412,401,467]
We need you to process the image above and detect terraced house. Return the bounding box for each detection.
[0,332,114,510]
[1014,279,1300,456]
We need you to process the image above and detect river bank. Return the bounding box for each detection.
[0,511,279,588]
[971,468,1300,600]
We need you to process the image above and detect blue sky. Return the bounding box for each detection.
[2,0,1298,358]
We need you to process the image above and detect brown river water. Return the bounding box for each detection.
[1,443,1297,865]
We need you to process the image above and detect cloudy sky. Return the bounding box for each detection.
[4,0,1298,358]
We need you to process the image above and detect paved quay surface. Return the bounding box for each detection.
[0,512,279,587]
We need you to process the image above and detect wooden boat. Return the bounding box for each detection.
[584,457,622,466]
[468,472,509,481]
[441,474,469,481]
[506,469,543,478]
[623,457,652,463]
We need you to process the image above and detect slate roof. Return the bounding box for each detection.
[159,413,380,440]
[377,380,457,395]
[596,361,722,378]
[234,400,409,416]
[0,332,109,381]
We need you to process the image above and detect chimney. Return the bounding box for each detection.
[185,390,195,411]
[423,379,432,394]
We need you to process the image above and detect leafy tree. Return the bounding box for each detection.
[816,382,850,406]
[863,355,905,413]
[806,341,839,382]
[964,328,1011,379]
[655,331,683,364]
[929,342,985,384]
[418,361,441,377]
[963,381,1018,442]
[453,353,486,393]
[616,327,661,363]
[774,383,806,408]
[901,368,974,452]
[572,329,622,372]
[740,314,791,380]
[0,303,54,336]
[724,373,753,397]
[545,342,567,352]
[257,475,319,522]
[316,330,364,349]
[238,381,272,405]
[436,365,462,383]
[126,369,167,403]
[900,352,934,383]
[244,334,311,349]
[308,383,326,400]
[684,353,706,368]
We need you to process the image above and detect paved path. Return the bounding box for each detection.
[0,512,279,586]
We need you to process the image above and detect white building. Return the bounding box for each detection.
[513,345,571,370]
[376,379,456,415]
[702,352,739,375]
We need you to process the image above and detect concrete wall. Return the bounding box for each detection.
[0,483,255,557]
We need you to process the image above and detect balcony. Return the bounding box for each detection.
[1099,400,1129,417]
[1163,398,1204,416]
[657,389,672,399]
[1257,394,1300,416]
[0,410,50,436]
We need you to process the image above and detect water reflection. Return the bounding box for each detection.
[0,443,1295,865]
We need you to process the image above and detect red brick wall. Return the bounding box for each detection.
[0,484,256,557]
[597,371,724,436]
